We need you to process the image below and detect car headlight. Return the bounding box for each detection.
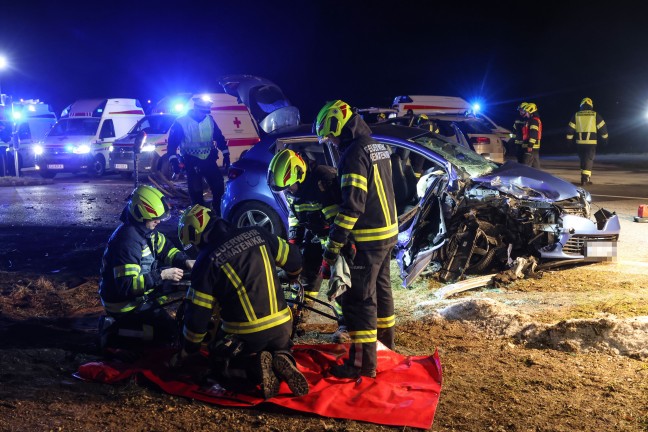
[141,144,156,152]
[34,145,44,155]
[73,144,91,154]
[577,187,592,203]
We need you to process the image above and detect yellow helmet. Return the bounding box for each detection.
[267,149,307,192]
[178,204,212,250]
[580,97,593,108]
[128,185,170,222]
[315,100,353,140]
[522,102,538,114]
[517,102,529,111]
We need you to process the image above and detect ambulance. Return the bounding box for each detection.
[35,98,145,178]
[110,92,259,178]
[0,98,57,174]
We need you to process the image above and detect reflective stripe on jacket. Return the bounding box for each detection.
[330,115,398,250]
[181,226,303,352]
[99,223,188,314]
[567,109,608,145]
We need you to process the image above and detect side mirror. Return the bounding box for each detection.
[134,131,147,155]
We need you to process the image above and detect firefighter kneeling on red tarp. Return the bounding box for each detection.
[98,185,195,359]
[170,204,309,399]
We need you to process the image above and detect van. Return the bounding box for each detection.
[35,98,145,178]
[392,95,512,144]
[0,98,57,175]
[110,93,260,179]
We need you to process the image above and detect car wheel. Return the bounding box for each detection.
[89,155,106,177]
[39,170,56,179]
[230,201,286,238]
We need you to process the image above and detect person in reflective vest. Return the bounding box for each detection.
[98,185,193,354]
[172,205,309,399]
[315,100,398,379]
[566,97,609,185]
[167,97,230,213]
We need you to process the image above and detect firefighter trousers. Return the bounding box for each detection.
[340,246,394,373]
[577,144,596,177]
[300,236,324,298]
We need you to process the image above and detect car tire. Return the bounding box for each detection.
[89,155,106,177]
[39,170,56,179]
[230,201,286,238]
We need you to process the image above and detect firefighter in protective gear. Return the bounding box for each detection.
[514,102,542,168]
[98,185,194,354]
[566,97,608,185]
[173,205,309,399]
[167,97,230,212]
[315,100,398,379]
[267,149,348,341]
[413,114,440,133]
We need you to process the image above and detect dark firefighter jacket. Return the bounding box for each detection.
[99,212,189,315]
[567,107,608,145]
[526,115,542,149]
[181,226,302,353]
[287,164,340,243]
[167,110,229,161]
[329,115,398,251]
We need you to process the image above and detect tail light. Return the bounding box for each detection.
[470,136,491,144]
[228,166,244,180]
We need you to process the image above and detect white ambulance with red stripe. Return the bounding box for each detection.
[35,98,145,178]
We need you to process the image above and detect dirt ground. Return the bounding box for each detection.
[0,224,646,432]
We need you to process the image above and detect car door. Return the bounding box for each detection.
[372,138,448,287]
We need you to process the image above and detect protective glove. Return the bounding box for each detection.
[319,259,331,280]
[222,154,231,169]
[287,238,299,245]
[341,241,357,264]
[323,239,344,266]
[161,267,184,282]
[169,156,181,174]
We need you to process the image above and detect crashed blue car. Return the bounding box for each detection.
[222,123,620,287]
[219,76,620,287]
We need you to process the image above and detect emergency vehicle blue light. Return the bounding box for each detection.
[471,103,481,113]
[12,112,22,120]
[173,103,185,113]
[28,105,36,112]
[97,109,103,113]
[65,144,75,152]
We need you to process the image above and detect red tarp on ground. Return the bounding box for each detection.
[76,342,442,429]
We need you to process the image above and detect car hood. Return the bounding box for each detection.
[113,132,167,146]
[218,75,300,134]
[472,161,580,201]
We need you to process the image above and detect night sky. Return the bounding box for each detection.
[3,1,648,152]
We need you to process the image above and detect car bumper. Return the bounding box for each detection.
[110,151,156,173]
[539,210,621,261]
[35,153,96,173]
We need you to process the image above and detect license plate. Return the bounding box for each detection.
[585,241,617,259]
[115,164,128,170]
[47,164,64,169]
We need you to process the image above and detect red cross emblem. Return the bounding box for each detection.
[233,117,241,128]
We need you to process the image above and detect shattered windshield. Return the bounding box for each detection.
[413,135,498,177]
[48,118,101,137]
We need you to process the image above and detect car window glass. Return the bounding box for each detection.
[276,137,331,166]
[99,119,115,139]
[48,118,101,137]
[413,135,497,177]
[18,123,32,140]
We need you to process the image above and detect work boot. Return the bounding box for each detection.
[272,352,309,397]
[257,351,280,399]
[580,174,587,186]
[330,325,350,343]
[329,362,376,379]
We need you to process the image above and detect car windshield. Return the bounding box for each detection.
[413,135,498,177]
[456,118,493,134]
[129,115,176,134]
[48,118,100,137]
